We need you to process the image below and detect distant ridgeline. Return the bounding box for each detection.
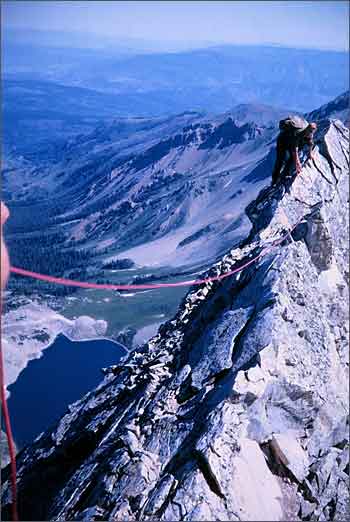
[3,91,349,298]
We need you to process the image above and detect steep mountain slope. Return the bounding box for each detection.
[2,119,348,521]
[307,90,349,127]
[57,115,277,268]
[4,94,348,285]
[4,107,286,275]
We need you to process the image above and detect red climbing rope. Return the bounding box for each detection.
[1,216,302,522]
[0,304,19,521]
[10,248,270,290]
[9,222,297,290]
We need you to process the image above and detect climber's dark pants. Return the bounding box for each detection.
[272,134,294,185]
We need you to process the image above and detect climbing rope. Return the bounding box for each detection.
[1,215,303,521]
[9,220,301,290]
[0,303,19,522]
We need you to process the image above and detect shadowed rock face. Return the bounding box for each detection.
[1,119,349,521]
[198,118,259,150]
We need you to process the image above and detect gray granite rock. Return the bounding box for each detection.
[1,119,349,521]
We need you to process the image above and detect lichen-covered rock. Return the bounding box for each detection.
[1,119,349,521]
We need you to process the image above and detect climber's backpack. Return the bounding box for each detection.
[279,115,309,135]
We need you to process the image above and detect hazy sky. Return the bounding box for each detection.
[2,1,349,51]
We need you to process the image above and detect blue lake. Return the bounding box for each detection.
[6,334,126,448]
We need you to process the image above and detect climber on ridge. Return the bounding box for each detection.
[272,116,317,185]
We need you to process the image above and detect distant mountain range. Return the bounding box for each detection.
[3,93,349,287]
[3,33,348,160]
[3,40,348,120]
[2,79,130,157]
[3,28,218,53]
[2,78,293,157]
